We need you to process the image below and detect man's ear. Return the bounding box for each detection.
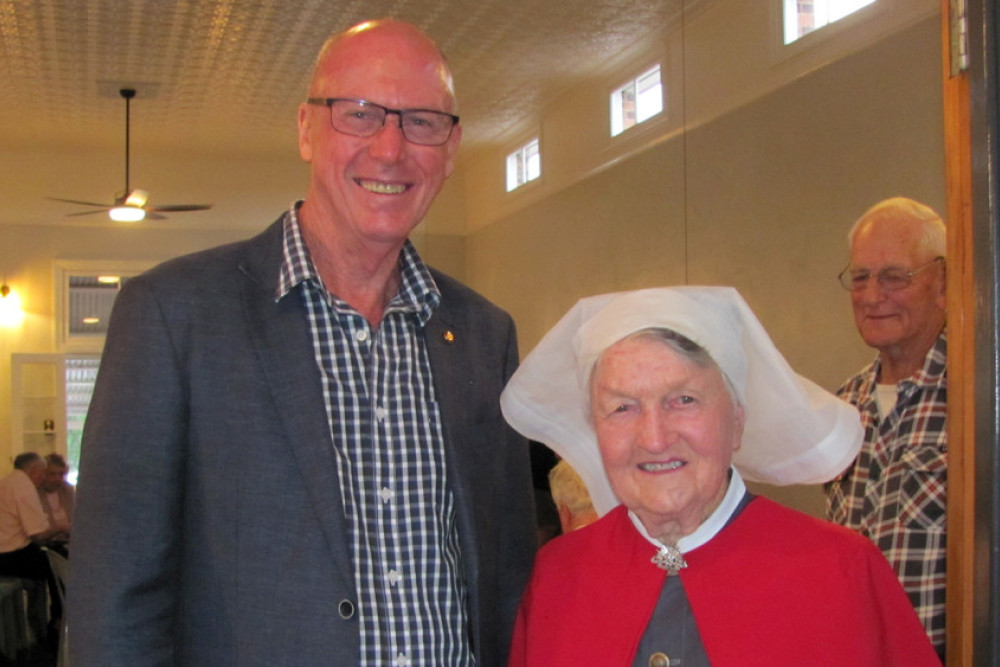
[557,503,573,535]
[935,260,947,310]
[297,103,314,163]
[442,122,462,179]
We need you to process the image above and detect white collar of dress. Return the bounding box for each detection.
[628,468,747,555]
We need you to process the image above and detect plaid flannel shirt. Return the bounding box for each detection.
[826,331,947,657]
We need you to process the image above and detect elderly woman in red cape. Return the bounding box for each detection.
[501,287,940,666]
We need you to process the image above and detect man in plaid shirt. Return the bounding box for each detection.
[826,197,947,661]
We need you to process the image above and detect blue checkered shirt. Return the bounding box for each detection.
[826,331,947,657]
[277,205,473,666]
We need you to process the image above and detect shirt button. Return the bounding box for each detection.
[375,406,387,421]
[378,487,394,503]
[338,599,355,619]
[388,570,402,585]
[393,653,411,666]
[355,329,369,342]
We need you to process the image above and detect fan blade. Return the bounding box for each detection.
[147,204,213,213]
[64,209,111,217]
[144,212,168,221]
[48,197,113,208]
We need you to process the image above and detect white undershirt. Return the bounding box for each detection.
[875,383,898,418]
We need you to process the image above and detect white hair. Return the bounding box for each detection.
[847,196,946,258]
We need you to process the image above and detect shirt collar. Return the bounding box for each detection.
[908,329,947,388]
[277,201,441,325]
[628,467,747,555]
[867,329,947,392]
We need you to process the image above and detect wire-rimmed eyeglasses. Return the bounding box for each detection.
[306,98,460,147]
[837,256,945,292]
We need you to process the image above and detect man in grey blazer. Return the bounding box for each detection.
[67,19,537,666]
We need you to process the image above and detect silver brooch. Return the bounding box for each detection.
[651,543,687,574]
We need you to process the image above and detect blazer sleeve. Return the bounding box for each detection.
[68,273,187,666]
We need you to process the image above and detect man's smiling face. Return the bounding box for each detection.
[848,217,946,362]
[297,22,461,247]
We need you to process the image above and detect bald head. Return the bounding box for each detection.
[309,19,456,111]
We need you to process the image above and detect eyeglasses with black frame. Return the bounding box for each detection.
[837,256,945,292]
[306,98,460,146]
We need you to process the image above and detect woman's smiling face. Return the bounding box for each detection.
[589,333,744,538]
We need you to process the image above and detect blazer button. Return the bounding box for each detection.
[338,599,355,619]
[649,652,670,667]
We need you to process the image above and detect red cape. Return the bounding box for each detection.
[510,497,939,666]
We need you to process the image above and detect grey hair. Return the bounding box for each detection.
[593,327,742,408]
[13,452,42,471]
[847,197,946,259]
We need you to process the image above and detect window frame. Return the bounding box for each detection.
[610,63,665,138]
[779,0,882,48]
[55,260,151,353]
[506,136,542,192]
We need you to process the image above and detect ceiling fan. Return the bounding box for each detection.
[49,88,212,222]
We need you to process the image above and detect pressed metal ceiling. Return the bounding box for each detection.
[0,0,698,229]
[0,0,687,156]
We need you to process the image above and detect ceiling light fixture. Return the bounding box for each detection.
[48,89,211,221]
[108,205,146,222]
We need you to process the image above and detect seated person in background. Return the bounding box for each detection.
[501,286,940,666]
[0,452,68,625]
[38,454,74,551]
[548,459,598,533]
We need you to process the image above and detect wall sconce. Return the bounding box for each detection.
[0,280,24,327]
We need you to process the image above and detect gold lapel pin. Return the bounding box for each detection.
[443,330,456,344]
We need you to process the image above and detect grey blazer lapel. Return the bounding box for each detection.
[236,220,354,585]
[424,296,486,647]
[425,299,483,507]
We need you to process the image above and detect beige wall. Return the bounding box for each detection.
[463,16,944,516]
